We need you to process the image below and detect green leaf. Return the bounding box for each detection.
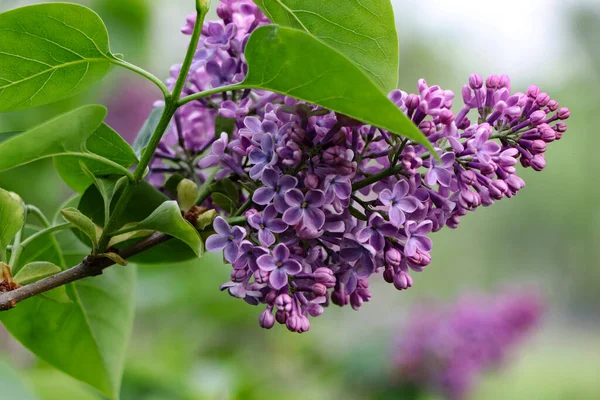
[0,105,115,172]
[13,261,61,285]
[0,3,115,112]
[78,182,198,264]
[0,359,39,400]
[118,201,203,256]
[243,25,432,150]
[55,123,138,192]
[1,229,136,399]
[215,115,236,139]
[255,0,399,93]
[13,261,70,304]
[133,106,164,157]
[61,208,101,250]
[0,188,24,260]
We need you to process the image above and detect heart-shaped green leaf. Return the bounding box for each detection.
[243,25,432,151]
[54,123,138,193]
[255,0,399,93]
[1,229,135,399]
[115,201,203,256]
[0,188,24,260]
[0,3,115,112]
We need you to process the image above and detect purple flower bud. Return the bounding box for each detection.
[313,283,327,296]
[531,140,547,154]
[383,267,395,284]
[275,293,293,312]
[530,154,546,171]
[276,310,288,324]
[304,174,320,189]
[486,75,500,89]
[259,309,275,329]
[469,73,483,89]
[535,93,550,107]
[547,100,559,112]
[527,85,540,98]
[393,270,413,291]
[558,107,571,120]
[530,111,546,126]
[286,314,303,332]
[331,289,349,307]
[406,94,420,111]
[385,248,402,267]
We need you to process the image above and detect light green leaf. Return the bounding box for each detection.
[118,201,203,256]
[61,208,102,250]
[133,106,164,157]
[13,261,61,285]
[243,25,432,150]
[0,188,24,260]
[107,227,153,248]
[55,123,138,192]
[256,0,399,93]
[0,3,115,112]
[0,359,39,400]
[13,261,70,304]
[1,229,135,399]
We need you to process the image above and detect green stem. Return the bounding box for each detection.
[9,207,28,267]
[196,169,218,205]
[19,223,72,249]
[232,197,253,217]
[178,84,249,107]
[225,216,247,226]
[26,205,50,228]
[110,58,170,100]
[352,166,405,191]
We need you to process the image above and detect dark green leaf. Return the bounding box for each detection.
[0,188,24,259]
[61,208,101,250]
[0,3,115,112]
[118,201,203,256]
[1,229,135,399]
[212,192,236,215]
[243,26,432,150]
[164,173,185,197]
[133,106,164,157]
[255,0,399,93]
[54,123,138,192]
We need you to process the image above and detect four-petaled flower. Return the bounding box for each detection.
[205,217,246,263]
[357,213,398,251]
[380,181,420,226]
[257,243,303,290]
[205,22,237,50]
[248,205,288,247]
[283,189,326,230]
[425,152,456,187]
[252,168,298,212]
[405,220,433,257]
[249,134,278,179]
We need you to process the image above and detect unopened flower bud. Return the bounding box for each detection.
[385,248,402,267]
[469,73,483,89]
[177,179,198,212]
[312,283,327,296]
[557,107,570,120]
[259,309,275,329]
[393,271,413,291]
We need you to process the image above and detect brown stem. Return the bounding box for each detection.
[0,232,171,312]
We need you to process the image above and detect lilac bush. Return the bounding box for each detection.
[149,1,570,333]
[392,291,544,400]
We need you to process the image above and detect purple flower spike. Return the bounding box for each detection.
[257,244,303,290]
[425,152,456,187]
[357,214,398,251]
[405,220,433,257]
[205,22,237,50]
[206,217,246,263]
[248,134,278,179]
[380,181,420,226]
[283,189,326,230]
[252,169,298,212]
[248,205,288,247]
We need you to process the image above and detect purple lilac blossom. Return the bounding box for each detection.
[148,1,571,333]
[392,291,543,400]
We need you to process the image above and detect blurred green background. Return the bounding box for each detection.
[0,1,599,399]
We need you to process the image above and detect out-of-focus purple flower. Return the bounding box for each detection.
[257,243,303,290]
[393,290,544,400]
[205,217,246,263]
[205,22,237,50]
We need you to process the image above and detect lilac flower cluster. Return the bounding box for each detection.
[149,1,570,333]
[392,291,543,400]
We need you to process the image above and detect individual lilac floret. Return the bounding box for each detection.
[282,189,326,230]
[252,169,298,212]
[247,205,288,247]
[257,243,302,290]
[248,134,278,179]
[380,181,420,226]
[357,214,398,251]
[204,22,237,50]
[392,291,543,400]
[205,217,246,263]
